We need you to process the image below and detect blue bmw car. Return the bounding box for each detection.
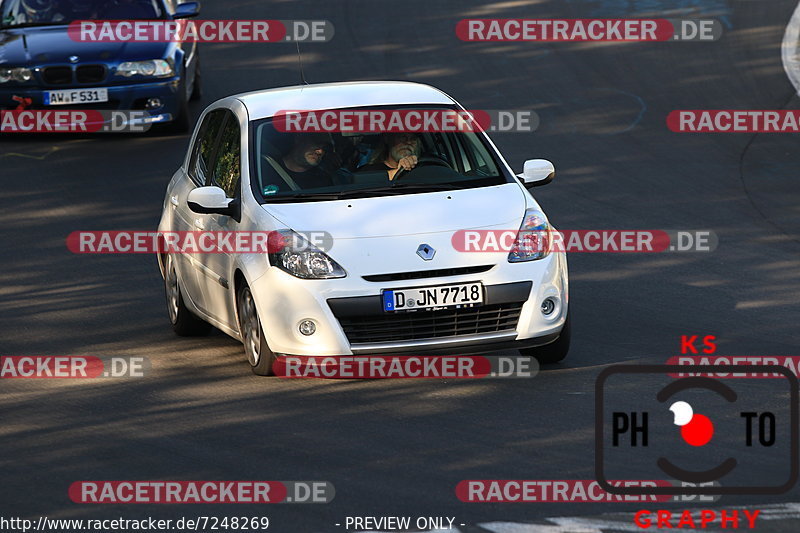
[0,0,201,132]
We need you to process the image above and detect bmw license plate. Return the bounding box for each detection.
[382,282,483,312]
[44,88,109,106]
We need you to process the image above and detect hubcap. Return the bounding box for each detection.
[239,288,261,366]
[165,255,179,324]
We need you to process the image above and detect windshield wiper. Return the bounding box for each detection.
[262,192,346,203]
[336,182,468,198]
[261,183,469,203]
[1,22,70,29]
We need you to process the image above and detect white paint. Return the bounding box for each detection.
[669,400,694,426]
[782,1,800,93]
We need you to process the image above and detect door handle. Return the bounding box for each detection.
[170,195,179,207]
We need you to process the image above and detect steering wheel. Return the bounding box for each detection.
[392,155,452,181]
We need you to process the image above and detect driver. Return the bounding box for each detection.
[357,132,421,180]
[18,0,68,23]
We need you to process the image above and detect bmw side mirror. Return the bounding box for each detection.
[517,159,555,188]
[174,1,201,19]
[187,186,239,218]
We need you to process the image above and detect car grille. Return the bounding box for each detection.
[76,65,106,83]
[362,265,493,282]
[42,66,73,85]
[334,302,523,344]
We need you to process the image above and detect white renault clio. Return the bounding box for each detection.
[158,81,569,375]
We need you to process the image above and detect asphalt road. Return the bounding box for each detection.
[2,0,800,531]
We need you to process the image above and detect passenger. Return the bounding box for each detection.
[99,0,159,19]
[357,132,421,180]
[279,133,335,189]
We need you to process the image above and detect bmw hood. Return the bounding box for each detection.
[0,27,170,65]
[263,183,527,239]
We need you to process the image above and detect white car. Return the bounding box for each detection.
[157,81,569,375]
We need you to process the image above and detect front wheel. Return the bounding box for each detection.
[237,284,277,376]
[521,313,571,364]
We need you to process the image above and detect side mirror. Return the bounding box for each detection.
[174,1,200,19]
[517,159,555,188]
[187,186,238,217]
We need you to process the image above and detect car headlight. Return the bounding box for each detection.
[116,60,173,77]
[268,230,346,279]
[0,67,33,83]
[507,209,551,262]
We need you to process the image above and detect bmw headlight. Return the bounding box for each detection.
[507,209,551,262]
[268,230,346,279]
[0,67,33,83]
[117,59,173,77]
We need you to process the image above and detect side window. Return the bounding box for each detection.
[211,115,241,198]
[188,109,226,186]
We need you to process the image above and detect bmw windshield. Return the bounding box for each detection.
[251,106,514,203]
[1,0,166,28]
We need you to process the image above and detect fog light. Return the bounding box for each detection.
[541,298,556,316]
[145,97,162,110]
[298,320,316,336]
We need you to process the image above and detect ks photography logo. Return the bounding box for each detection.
[595,365,798,496]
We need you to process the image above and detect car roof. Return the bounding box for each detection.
[233,81,457,120]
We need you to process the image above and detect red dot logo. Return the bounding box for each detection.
[670,401,714,447]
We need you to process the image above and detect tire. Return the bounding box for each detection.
[521,312,571,364]
[237,283,277,376]
[159,68,191,134]
[164,254,211,336]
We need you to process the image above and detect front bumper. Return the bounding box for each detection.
[0,78,181,123]
[248,252,568,357]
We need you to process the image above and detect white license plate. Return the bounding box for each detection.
[382,282,483,312]
[45,88,109,106]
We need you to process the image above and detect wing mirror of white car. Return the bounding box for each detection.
[517,159,555,188]
[187,186,239,219]
[173,1,200,19]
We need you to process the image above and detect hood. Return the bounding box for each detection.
[263,183,527,239]
[0,26,169,65]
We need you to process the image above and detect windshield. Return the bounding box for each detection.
[251,106,511,203]
[1,0,165,28]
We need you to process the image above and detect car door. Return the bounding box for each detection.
[194,109,242,327]
[173,107,227,315]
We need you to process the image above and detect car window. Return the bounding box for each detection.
[250,106,507,203]
[0,0,165,27]
[211,115,241,198]
[188,109,226,186]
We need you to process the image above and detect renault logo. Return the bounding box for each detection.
[416,244,435,261]
[69,56,80,63]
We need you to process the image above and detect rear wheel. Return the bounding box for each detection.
[521,313,571,364]
[237,283,277,376]
[164,254,211,336]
